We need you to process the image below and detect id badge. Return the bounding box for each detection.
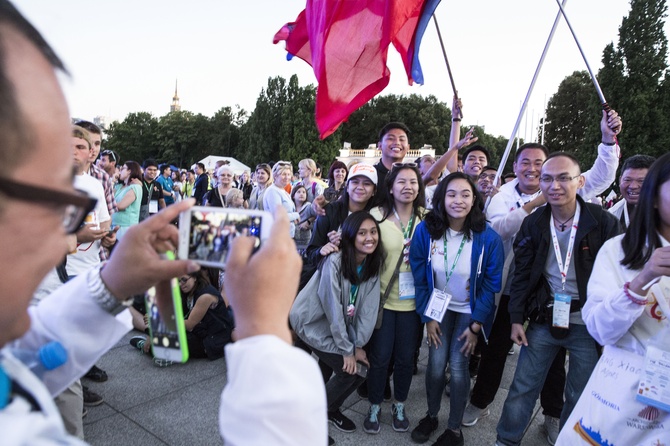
[637,345,670,412]
[149,200,159,214]
[552,293,571,329]
[398,271,415,300]
[424,288,452,323]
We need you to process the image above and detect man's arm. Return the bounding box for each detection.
[422,129,478,185]
[580,109,622,201]
[446,95,463,174]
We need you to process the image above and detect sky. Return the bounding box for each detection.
[14,0,668,143]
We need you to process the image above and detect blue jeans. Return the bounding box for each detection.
[368,309,420,404]
[496,322,599,446]
[424,310,471,430]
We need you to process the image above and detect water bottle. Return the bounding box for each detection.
[11,341,68,378]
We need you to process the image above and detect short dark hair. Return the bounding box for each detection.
[515,142,549,162]
[378,122,410,142]
[463,145,490,163]
[621,154,656,174]
[196,162,205,171]
[143,159,158,169]
[621,152,670,270]
[337,211,386,284]
[159,163,171,173]
[481,165,497,174]
[74,120,101,135]
[425,172,486,240]
[545,151,581,173]
[0,1,67,177]
[327,160,348,185]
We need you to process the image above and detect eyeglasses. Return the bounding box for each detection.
[539,175,580,184]
[478,173,497,181]
[178,276,192,284]
[391,162,418,170]
[101,150,117,163]
[276,161,292,167]
[0,177,97,233]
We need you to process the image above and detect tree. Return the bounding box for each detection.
[209,106,247,161]
[104,112,159,163]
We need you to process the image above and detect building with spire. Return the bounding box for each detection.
[170,79,181,112]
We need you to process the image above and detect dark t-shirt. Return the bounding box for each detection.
[140,180,164,206]
[372,161,390,207]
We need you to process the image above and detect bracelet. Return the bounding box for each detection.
[468,323,479,335]
[88,263,133,315]
[623,281,647,306]
[452,118,461,122]
[602,141,616,146]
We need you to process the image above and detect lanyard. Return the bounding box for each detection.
[143,180,154,195]
[392,208,415,240]
[513,184,541,210]
[442,232,467,286]
[549,203,581,291]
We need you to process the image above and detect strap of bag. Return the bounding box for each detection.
[380,252,405,309]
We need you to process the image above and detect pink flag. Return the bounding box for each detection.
[274,1,441,139]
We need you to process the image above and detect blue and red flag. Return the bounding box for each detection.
[274,0,441,139]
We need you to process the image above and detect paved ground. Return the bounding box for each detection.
[83,330,551,445]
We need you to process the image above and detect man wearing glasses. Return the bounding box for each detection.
[495,152,621,446]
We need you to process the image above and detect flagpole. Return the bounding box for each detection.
[485,0,568,211]
[553,0,607,107]
[432,14,460,117]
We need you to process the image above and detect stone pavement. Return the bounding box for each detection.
[83,331,551,446]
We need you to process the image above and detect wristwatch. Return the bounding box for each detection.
[87,263,133,315]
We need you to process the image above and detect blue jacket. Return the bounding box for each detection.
[409,222,504,341]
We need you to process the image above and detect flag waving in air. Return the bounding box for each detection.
[274,0,441,139]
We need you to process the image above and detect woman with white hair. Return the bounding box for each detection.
[263,161,300,237]
[205,165,235,207]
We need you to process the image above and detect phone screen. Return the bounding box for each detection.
[146,277,189,362]
[183,208,267,268]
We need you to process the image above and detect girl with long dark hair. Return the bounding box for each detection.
[290,211,386,440]
[556,153,670,444]
[409,172,503,444]
[112,160,143,240]
[364,163,425,435]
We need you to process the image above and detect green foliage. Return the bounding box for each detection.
[545,0,669,168]
[104,112,159,164]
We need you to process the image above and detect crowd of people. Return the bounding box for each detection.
[1,2,669,446]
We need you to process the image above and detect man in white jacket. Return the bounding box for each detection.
[0,3,326,445]
[462,110,622,445]
[608,154,655,230]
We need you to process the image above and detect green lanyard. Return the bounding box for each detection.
[443,233,467,286]
[393,208,415,240]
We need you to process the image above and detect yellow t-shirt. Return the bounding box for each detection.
[370,207,421,312]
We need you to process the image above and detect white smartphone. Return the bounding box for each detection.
[146,266,189,363]
[178,206,273,269]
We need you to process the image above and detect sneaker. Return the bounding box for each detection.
[411,414,438,443]
[392,402,410,432]
[328,409,356,433]
[363,404,381,434]
[84,365,108,382]
[544,415,559,445]
[82,386,103,406]
[433,428,464,446]
[461,403,490,427]
[153,357,174,367]
[384,378,392,401]
[129,336,147,353]
[508,346,515,355]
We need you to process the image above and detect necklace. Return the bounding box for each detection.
[553,213,575,231]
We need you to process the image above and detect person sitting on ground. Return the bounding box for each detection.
[130,269,233,363]
[290,211,385,442]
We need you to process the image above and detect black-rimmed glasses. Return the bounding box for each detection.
[0,177,97,233]
[392,162,418,170]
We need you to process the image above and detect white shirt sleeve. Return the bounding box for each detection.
[486,187,529,242]
[219,335,327,446]
[580,143,620,202]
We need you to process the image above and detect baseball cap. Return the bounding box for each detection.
[348,163,378,185]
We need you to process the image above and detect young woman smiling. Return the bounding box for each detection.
[409,172,503,445]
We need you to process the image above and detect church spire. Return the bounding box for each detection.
[170,79,181,112]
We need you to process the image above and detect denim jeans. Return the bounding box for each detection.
[425,310,471,430]
[312,348,365,413]
[496,322,599,446]
[470,295,566,418]
[367,309,420,404]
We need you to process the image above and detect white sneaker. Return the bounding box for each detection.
[544,415,559,445]
[461,403,490,427]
